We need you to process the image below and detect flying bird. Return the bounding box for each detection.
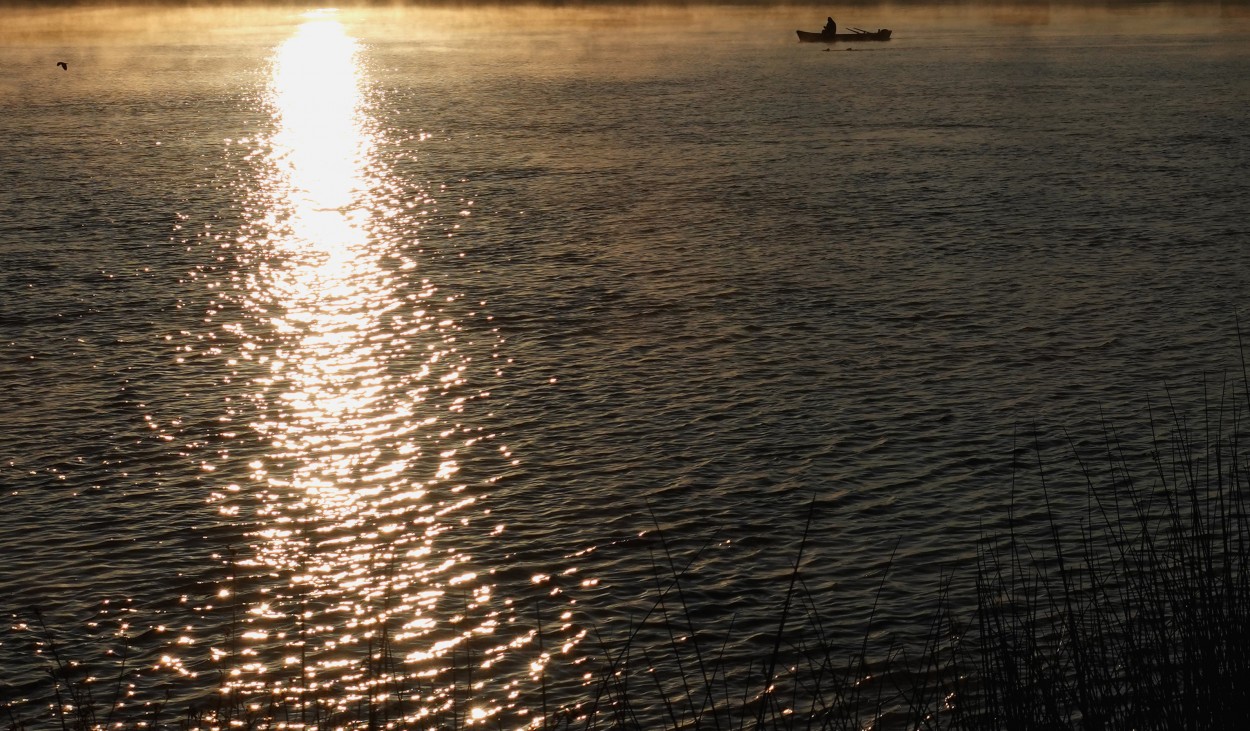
[57,62,68,70]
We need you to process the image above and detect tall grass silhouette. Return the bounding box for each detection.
[966,366,1250,730]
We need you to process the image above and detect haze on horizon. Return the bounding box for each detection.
[3,0,1248,8]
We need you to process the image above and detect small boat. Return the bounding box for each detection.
[796,28,892,43]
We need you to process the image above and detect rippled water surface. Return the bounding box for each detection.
[2,2,1249,726]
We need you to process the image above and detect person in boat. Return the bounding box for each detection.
[823,17,837,36]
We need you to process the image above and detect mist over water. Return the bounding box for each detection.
[2,2,1248,726]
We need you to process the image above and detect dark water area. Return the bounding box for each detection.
[1,3,1248,726]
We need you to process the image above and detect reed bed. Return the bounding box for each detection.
[7,361,1250,730]
[964,368,1250,731]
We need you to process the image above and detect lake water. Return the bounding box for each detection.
[2,2,1249,727]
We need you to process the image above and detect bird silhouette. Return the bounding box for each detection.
[57,62,68,70]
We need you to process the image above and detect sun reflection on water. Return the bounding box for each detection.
[211,12,518,725]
